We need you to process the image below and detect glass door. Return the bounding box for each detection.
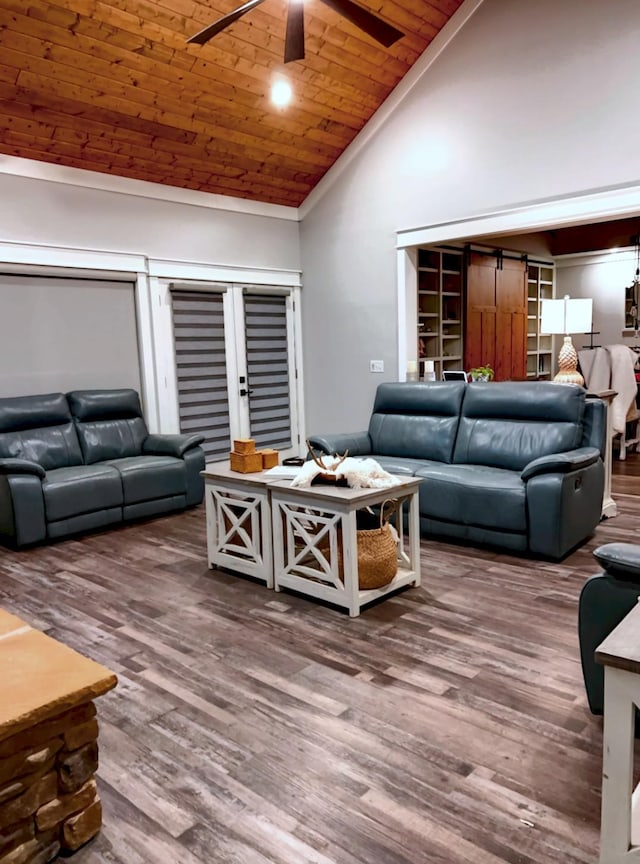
[170,284,302,463]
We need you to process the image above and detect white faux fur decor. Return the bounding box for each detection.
[291,456,400,489]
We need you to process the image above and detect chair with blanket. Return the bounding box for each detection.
[579,344,639,459]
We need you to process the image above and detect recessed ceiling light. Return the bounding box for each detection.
[271,79,292,108]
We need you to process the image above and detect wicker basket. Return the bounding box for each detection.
[334,500,399,590]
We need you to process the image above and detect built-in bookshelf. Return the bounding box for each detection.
[417,247,464,381]
[526,263,555,379]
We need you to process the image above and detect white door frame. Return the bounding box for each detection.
[149,260,304,456]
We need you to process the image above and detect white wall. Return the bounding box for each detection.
[300,0,640,432]
[557,251,638,350]
[0,172,300,270]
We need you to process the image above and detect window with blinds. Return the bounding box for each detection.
[171,290,231,461]
[244,294,292,450]
[0,274,140,396]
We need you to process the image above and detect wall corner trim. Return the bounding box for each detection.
[297,0,486,220]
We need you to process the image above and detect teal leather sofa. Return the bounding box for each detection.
[309,381,606,559]
[0,389,205,548]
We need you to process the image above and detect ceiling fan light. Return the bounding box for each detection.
[271,79,293,107]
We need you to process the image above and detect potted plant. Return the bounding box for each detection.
[469,364,494,382]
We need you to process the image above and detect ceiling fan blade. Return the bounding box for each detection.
[187,0,268,45]
[318,0,403,47]
[284,2,305,62]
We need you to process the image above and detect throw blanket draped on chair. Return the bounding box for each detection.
[579,344,638,435]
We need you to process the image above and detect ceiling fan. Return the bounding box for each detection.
[187,0,404,63]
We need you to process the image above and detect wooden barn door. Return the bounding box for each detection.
[465,252,527,380]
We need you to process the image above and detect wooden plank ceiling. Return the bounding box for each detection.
[0,0,464,207]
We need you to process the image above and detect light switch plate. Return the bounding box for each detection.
[370,360,384,373]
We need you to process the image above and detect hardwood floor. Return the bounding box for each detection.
[1,470,639,863]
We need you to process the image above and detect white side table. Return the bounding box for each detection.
[202,462,274,587]
[596,602,640,863]
[269,476,422,617]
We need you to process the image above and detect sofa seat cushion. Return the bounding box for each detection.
[104,456,186,504]
[373,455,441,477]
[43,465,123,522]
[414,463,527,532]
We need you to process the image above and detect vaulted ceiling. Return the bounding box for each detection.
[0,0,464,207]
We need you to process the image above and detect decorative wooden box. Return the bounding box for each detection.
[230,451,264,473]
[233,438,256,455]
[260,449,279,469]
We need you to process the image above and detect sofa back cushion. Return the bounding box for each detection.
[368,382,465,464]
[453,381,585,471]
[0,392,83,470]
[67,389,148,464]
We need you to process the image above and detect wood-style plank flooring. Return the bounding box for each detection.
[0,460,639,863]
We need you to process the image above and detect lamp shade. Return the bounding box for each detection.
[540,299,565,335]
[540,295,592,335]
[565,298,592,334]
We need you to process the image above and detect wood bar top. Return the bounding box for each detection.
[0,609,117,743]
[595,601,640,674]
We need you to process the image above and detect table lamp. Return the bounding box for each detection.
[540,295,593,386]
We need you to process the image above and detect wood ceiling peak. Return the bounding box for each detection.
[0,0,465,206]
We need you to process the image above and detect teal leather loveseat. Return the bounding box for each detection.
[0,389,205,548]
[309,381,606,559]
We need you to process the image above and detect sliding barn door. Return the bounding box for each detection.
[465,254,497,374]
[495,258,527,381]
[465,253,527,380]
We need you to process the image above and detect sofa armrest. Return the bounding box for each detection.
[0,458,46,479]
[143,434,205,458]
[521,447,601,481]
[593,543,640,580]
[0,474,47,547]
[307,432,372,457]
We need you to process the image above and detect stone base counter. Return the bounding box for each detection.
[0,610,117,863]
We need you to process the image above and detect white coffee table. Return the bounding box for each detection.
[202,462,274,587]
[269,476,422,617]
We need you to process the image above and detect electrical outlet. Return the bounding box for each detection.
[370,360,384,373]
